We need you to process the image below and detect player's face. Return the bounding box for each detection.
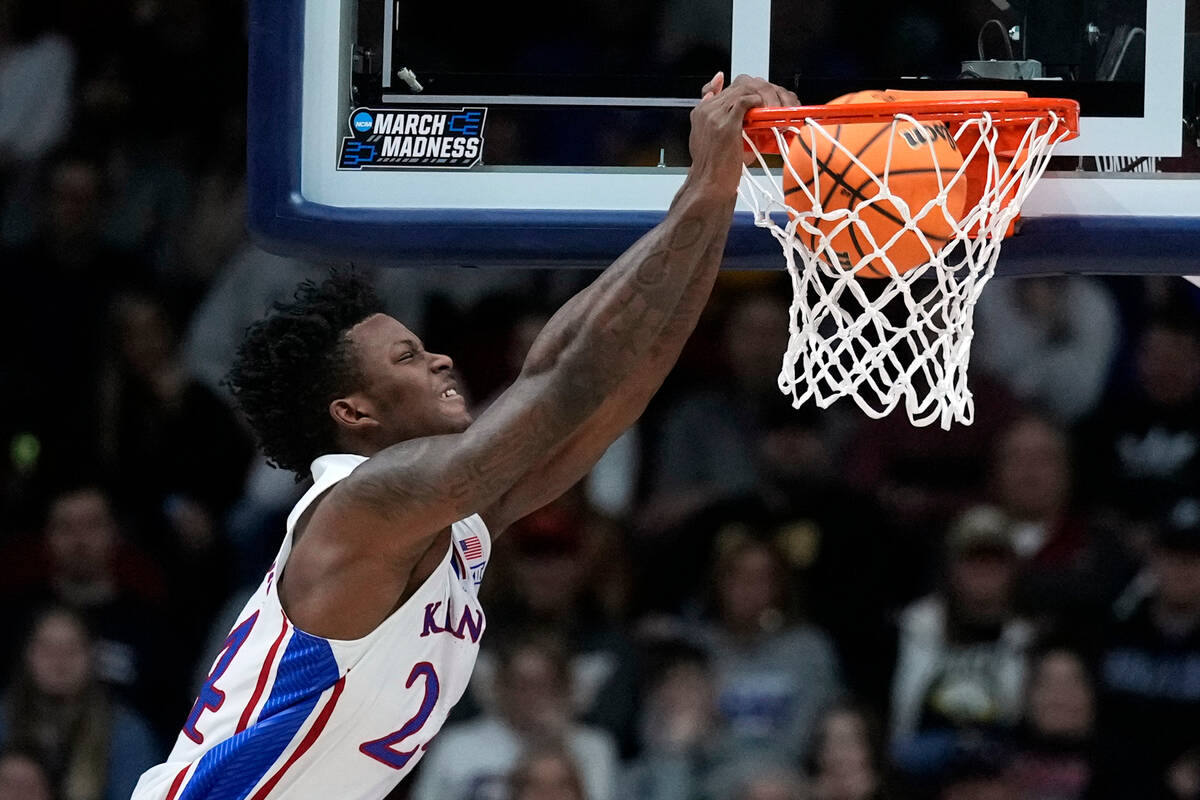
[347,314,472,443]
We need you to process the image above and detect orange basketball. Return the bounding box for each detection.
[783,90,968,278]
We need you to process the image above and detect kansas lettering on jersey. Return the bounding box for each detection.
[132,453,490,800]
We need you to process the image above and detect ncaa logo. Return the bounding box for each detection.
[352,111,374,133]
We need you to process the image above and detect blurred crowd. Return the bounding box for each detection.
[3,2,1200,800]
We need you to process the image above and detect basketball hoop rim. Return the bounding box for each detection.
[737,94,1085,429]
[743,98,1081,138]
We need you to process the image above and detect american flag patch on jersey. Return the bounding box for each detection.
[461,536,484,560]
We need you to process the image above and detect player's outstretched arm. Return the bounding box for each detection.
[480,75,799,532]
[320,76,788,548]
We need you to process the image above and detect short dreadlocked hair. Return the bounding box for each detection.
[225,270,387,479]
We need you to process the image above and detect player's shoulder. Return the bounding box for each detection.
[303,452,388,520]
[320,449,464,517]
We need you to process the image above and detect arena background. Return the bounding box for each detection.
[1,2,1199,799]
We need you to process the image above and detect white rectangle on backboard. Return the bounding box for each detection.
[1050,0,1184,158]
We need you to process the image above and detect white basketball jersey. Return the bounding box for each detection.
[132,453,491,800]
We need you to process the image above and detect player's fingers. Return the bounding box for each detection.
[731,91,765,113]
[700,71,725,99]
[723,78,766,102]
[746,80,795,109]
[724,76,791,110]
[762,85,797,109]
[724,92,764,128]
[752,89,783,109]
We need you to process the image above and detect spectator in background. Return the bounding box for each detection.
[808,704,893,800]
[1,150,153,482]
[95,290,252,642]
[1006,647,1096,800]
[841,373,1020,587]
[974,276,1119,423]
[0,607,159,800]
[990,414,1132,627]
[645,291,792,530]
[509,744,588,800]
[413,633,619,800]
[1092,496,1200,798]
[69,0,246,291]
[748,402,893,704]
[1077,309,1200,529]
[623,642,723,800]
[702,536,842,768]
[635,394,890,705]
[176,107,247,291]
[475,486,639,752]
[889,507,1034,781]
[0,486,176,735]
[99,290,253,517]
[0,749,54,800]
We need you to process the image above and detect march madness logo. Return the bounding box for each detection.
[338,107,486,170]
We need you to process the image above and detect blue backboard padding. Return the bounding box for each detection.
[246,0,302,259]
[247,0,1200,274]
[996,216,1200,276]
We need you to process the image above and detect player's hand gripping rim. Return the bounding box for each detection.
[687,72,799,198]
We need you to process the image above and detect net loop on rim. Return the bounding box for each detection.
[739,92,1080,429]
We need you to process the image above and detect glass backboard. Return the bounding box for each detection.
[247,0,1200,273]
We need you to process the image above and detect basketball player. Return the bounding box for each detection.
[131,72,799,800]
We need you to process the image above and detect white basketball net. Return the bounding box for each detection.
[739,109,1073,429]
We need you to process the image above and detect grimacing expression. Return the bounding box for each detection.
[341,314,472,444]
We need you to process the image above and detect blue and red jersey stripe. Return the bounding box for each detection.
[173,628,341,800]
